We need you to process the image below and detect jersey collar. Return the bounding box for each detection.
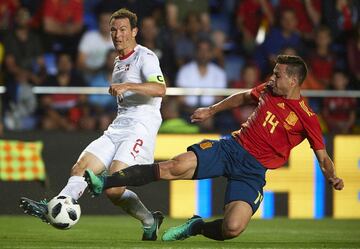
[119,49,135,60]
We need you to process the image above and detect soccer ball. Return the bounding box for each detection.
[46,195,81,230]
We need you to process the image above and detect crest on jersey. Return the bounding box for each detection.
[283,122,292,130]
[199,141,213,150]
[116,64,130,72]
[285,111,298,126]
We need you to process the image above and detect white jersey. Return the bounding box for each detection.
[105,44,165,138]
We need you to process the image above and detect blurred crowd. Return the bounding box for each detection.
[0,0,359,135]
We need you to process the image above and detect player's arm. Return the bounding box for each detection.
[109,81,166,97]
[314,149,344,190]
[191,89,255,123]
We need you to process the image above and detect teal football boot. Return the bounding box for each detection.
[142,211,164,240]
[84,169,105,196]
[19,197,50,223]
[162,215,204,241]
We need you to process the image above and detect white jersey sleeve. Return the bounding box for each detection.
[140,49,165,84]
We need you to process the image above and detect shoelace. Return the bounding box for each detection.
[40,199,48,205]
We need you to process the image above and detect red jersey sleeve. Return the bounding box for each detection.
[303,112,325,151]
[250,83,267,101]
[296,99,325,150]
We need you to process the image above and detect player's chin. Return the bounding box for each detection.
[273,88,285,96]
[115,45,124,51]
[272,88,280,95]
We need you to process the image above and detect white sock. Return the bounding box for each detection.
[118,189,154,228]
[58,176,88,201]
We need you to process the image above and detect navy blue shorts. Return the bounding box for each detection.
[188,137,267,214]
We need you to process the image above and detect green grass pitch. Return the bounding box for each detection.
[0,216,359,249]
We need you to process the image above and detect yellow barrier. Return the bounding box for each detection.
[334,136,360,218]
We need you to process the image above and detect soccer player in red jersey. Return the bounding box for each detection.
[85,55,344,241]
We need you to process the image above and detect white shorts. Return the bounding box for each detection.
[84,122,158,169]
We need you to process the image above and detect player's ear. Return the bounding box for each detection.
[290,76,298,87]
[132,27,138,38]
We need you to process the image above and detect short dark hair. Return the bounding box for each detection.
[315,25,331,36]
[195,37,214,50]
[276,55,308,85]
[110,8,137,29]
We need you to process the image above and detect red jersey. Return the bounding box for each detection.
[279,0,322,34]
[43,0,83,24]
[309,53,336,84]
[236,0,274,37]
[233,83,324,169]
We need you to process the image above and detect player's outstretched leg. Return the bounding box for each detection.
[142,211,165,241]
[84,169,105,196]
[19,197,50,223]
[162,215,204,241]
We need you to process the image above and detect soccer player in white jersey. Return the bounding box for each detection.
[20,8,166,241]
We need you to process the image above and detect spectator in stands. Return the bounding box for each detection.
[231,64,261,127]
[235,0,274,55]
[42,0,84,54]
[322,70,357,134]
[254,8,302,77]
[307,26,336,88]
[138,15,176,83]
[39,52,89,131]
[3,7,46,86]
[3,70,37,131]
[139,16,161,57]
[175,12,210,67]
[77,10,113,83]
[87,49,117,131]
[95,0,161,22]
[0,0,20,37]
[21,0,44,30]
[156,3,181,84]
[166,0,208,25]
[232,63,261,89]
[323,0,360,43]
[278,0,322,40]
[163,2,180,31]
[347,23,360,87]
[211,29,227,68]
[175,38,227,132]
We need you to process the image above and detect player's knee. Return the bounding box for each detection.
[71,158,88,176]
[105,187,126,204]
[222,220,247,239]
